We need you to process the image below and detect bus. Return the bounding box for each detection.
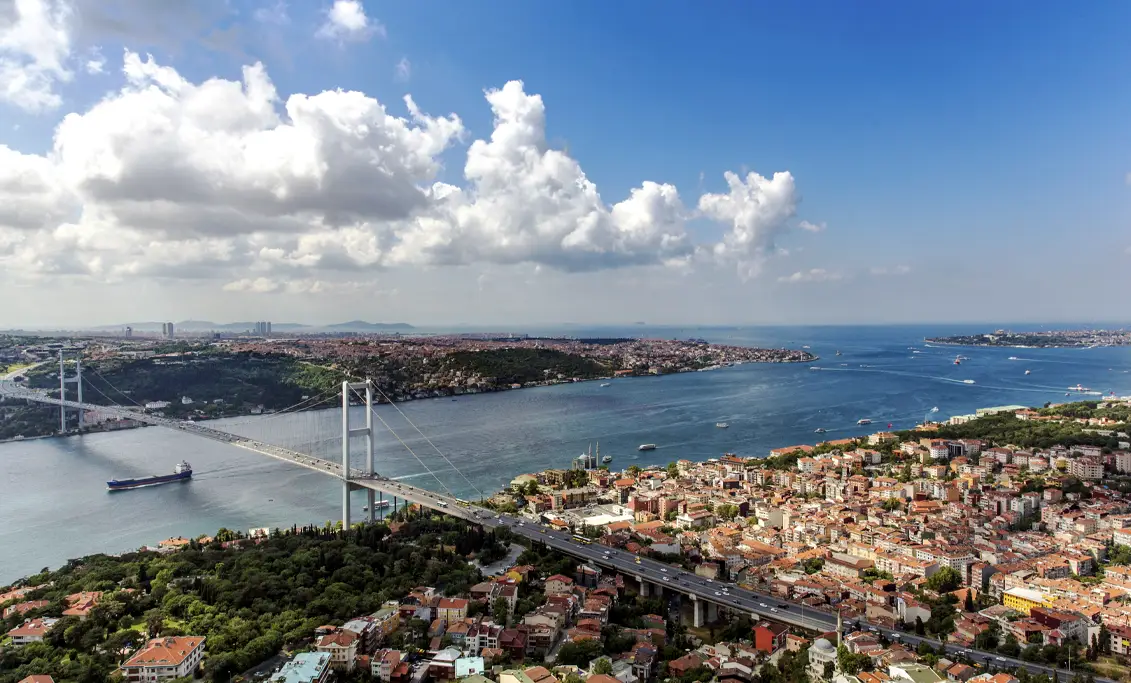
[572,534,591,545]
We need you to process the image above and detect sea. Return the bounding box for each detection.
[2,324,1129,583]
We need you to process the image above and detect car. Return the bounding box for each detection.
[770,608,778,613]
[663,577,670,582]
[995,657,1006,662]
[635,558,641,564]
[759,603,767,608]
[714,591,721,596]
[660,568,667,573]
[706,579,713,583]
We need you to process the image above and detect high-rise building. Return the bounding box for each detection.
[253,321,272,336]
[125,326,132,338]
[162,322,175,339]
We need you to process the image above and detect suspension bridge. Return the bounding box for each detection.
[0,356,1111,681]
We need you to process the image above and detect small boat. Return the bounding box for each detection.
[814,428,826,433]
[602,455,613,464]
[963,379,975,384]
[857,419,872,425]
[802,345,811,349]
[600,383,611,387]
[638,444,657,451]
[835,350,842,356]
[716,422,729,429]
[1024,370,1031,375]
[1008,356,1019,361]
[953,358,961,365]
[809,366,821,371]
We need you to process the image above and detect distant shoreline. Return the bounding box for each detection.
[1,358,816,444]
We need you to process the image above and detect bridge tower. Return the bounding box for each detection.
[57,350,84,433]
[341,380,376,529]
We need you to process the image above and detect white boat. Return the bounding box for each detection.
[814,428,826,433]
[857,419,872,425]
[1024,370,1031,375]
[802,345,811,349]
[638,444,657,451]
[602,455,613,464]
[809,366,821,371]
[600,382,611,387]
[963,379,975,384]
[1008,356,1019,361]
[716,422,729,429]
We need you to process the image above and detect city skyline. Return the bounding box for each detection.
[1,1,1129,327]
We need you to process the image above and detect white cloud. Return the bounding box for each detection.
[316,0,382,42]
[870,265,911,276]
[777,268,842,284]
[0,0,74,111]
[83,46,103,74]
[699,170,799,279]
[798,220,825,233]
[254,0,289,24]
[0,54,811,291]
[394,56,411,82]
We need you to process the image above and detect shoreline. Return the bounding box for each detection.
[1,357,818,443]
[924,337,1123,350]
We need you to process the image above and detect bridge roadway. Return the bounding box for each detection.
[0,383,1109,682]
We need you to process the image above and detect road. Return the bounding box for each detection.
[0,381,1111,683]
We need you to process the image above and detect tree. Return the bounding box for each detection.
[627,465,642,477]
[964,590,975,612]
[558,639,605,666]
[925,566,962,593]
[593,657,614,675]
[667,462,680,479]
[492,597,510,626]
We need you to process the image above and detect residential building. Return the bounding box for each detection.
[272,652,332,683]
[316,631,358,672]
[119,636,206,682]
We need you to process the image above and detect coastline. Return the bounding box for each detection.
[2,356,818,442]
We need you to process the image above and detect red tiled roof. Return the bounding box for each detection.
[122,637,205,668]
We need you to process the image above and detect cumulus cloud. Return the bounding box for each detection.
[0,52,816,291]
[777,268,842,284]
[0,0,74,111]
[870,265,911,276]
[83,47,104,74]
[798,220,825,233]
[316,0,382,42]
[699,170,798,278]
[394,56,411,82]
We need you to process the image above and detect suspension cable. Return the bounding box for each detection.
[350,386,457,498]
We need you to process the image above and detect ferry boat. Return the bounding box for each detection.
[107,461,192,492]
[602,455,613,464]
[856,419,872,425]
[363,501,392,512]
[638,444,657,451]
[716,422,729,429]
[963,379,976,384]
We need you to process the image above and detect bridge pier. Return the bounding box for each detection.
[690,595,704,628]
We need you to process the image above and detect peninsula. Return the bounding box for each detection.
[926,328,1131,348]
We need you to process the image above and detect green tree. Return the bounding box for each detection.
[558,639,605,666]
[925,566,962,593]
[593,657,613,675]
[667,462,680,479]
[492,597,510,626]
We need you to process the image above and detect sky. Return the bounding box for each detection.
[0,0,1129,329]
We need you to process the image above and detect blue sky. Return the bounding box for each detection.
[0,0,1129,327]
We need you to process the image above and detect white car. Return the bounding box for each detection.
[660,568,667,573]
[759,603,767,608]
[714,591,721,596]
[663,577,670,582]
[770,608,778,613]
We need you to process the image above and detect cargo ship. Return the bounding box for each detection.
[107,461,192,491]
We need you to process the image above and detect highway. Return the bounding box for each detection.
[0,382,1111,682]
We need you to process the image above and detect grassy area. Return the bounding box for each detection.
[1090,656,1130,681]
[2,363,32,374]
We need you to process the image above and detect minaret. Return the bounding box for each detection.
[836,607,843,649]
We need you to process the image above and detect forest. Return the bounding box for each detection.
[439,349,610,386]
[0,517,505,683]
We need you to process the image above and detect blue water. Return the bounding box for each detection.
[1,324,1128,582]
